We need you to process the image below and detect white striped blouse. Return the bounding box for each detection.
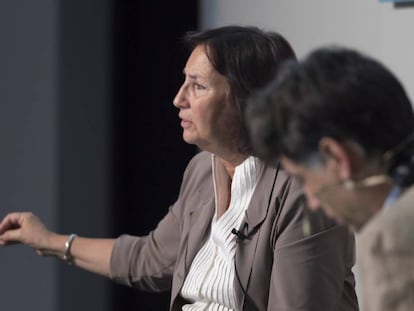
[181,155,264,310]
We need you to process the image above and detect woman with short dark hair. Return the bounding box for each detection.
[0,27,358,311]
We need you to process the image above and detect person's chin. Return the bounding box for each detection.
[326,212,346,225]
[337,213,364,232]
[182,133,197,146]
[323,208,350,227]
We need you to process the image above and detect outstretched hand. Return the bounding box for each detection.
[1,212,114,275]
[0,212,53,255]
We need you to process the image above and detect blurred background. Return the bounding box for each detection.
[1,0,413,310]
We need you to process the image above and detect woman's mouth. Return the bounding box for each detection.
[181,119,192,128]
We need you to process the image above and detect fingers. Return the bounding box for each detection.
[0,212,41,245]
[0,212,23,244]
[0,212,23,233]
[0,230,22,245]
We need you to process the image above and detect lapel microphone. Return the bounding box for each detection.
[231,228,247,240]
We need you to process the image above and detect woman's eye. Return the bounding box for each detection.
[194,83,206,90]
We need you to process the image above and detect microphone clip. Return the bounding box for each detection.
[231,227,247,240]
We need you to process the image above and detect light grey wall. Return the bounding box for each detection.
[200,0,414,101]
[0,1,112,310]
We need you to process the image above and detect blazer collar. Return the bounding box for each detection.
[185,193,215,268]
[241,163,279,236]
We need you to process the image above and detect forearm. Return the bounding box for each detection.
[0,212,116,277]
[40,233,116,277]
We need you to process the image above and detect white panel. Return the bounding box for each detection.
[200,0,414,101]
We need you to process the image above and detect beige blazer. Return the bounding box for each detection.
[357,186,414,311]
[110,151,358,310]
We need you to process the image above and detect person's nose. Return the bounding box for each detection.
[304,189,321,211]
[173,83,189,109]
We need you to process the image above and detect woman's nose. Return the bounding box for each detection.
[173,84,189,109]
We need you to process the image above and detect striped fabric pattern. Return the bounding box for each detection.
[181,156,264,310]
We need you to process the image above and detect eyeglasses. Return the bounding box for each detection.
[301,174,391,237]
[314,174,392,199]
[314,131,414,198]
[383,131,414,164]
[301,132,414,237]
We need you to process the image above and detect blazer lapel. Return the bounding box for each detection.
[171,182,215,305]
[185,196,215,269]
[234,164,278,307]
[244,165,278,234]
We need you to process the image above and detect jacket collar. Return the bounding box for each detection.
[171,158,279,310]
[241,163,279,236]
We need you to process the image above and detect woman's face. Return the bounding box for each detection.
[173,45,238,154]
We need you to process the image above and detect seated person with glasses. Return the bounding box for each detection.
[246,46,414,311]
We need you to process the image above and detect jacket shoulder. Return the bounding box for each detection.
[359,186,414,253]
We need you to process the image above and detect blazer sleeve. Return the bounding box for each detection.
[109,205,182,292]
[268,178,357,310]
[109,152,209,292]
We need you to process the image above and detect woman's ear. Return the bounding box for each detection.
[318,137,353,180]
